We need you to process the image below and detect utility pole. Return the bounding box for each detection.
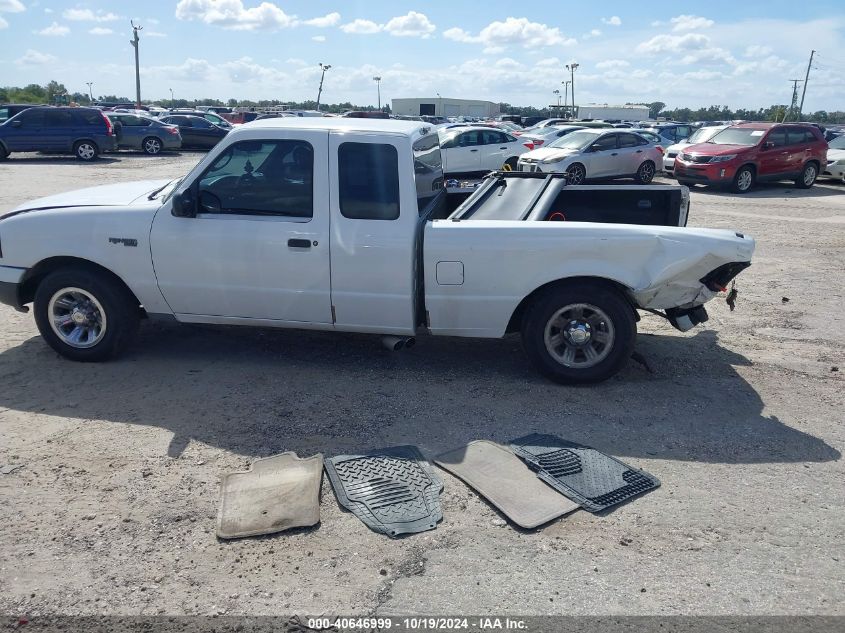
[316,63,331,112]
[785,79,802,122]
[566,63,579,118]
[797,49,815,120]
[553,89,560,116]
[169,88,174,107]
[130,21,142,108]
[373,76,382,110]
[85,82,93,102]
[562,80,571,118]
[436,91,442,116]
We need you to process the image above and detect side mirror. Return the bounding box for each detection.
[11,120,22,128]
[763,141,775,150]
[172,189,197,218]
[589,144,602,152]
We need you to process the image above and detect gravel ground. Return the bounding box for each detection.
[0,151,843,618]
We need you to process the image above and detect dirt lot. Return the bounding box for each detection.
[1,151,843,618]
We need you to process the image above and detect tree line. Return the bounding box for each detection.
[2,82,842,124]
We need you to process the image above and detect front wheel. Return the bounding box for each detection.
[34,268,139,361]
[635,160,656,184]
[73,140,99,161]
[566,163,586,185]
[142,136,163,155]
[521,283,636,384]
[503,157,518,171]
[795,162,817,189]
[731,165,755,193]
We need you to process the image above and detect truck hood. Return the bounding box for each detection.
[521,147,581,162]
[3,179,171,219]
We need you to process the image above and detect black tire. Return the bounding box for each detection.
[0,144,8,160]
[521,282,636,384]
[33,267,139,362]
[635,160,656,184]
[731,165,755,193]
[566,162,587,185]
[503,156,518,171]
[795,162,818,189]
[677,180,695,187]
[142,136,163,155]
[73,140,99,161]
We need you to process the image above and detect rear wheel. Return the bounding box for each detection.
[521,282,636,384]
[73,140,99,161]
[731,165,755,193]
[677,180,695,187]
[635,160,656,184]
[142,136,163,155]
[795,162,817,189]
[566,163,586,185]
[34,268,139,362]
[0,145,8,160]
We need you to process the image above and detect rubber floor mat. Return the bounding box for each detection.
[510,434,660,513]
[324,446,443,537]
[435,440,579,529]
[216,452,323,539]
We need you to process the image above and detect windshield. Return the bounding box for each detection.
[708,128,767,146]
[547,130,601,150]
[828,135,845,150]
[687,127,723,143]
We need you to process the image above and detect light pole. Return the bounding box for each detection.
[169,88,174,107]
[436,91,442,117]
[373,76,382,110]
[562,80,571,118]
[85,82,93,102]
[565,63,579,118]
[316,63,331,112]
[130,20,143,108]
[553,89,560,116]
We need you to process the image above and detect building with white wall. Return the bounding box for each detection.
[392,97,500,119]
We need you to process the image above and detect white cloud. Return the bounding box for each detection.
[175,0,297,31]
[16,48,58,65]
[37,21,69,35]
[146,17,160,25]
[44,8,53,13]
[285,57,306,66]
[0,16,7,28]
[63,8,119,22]
[0,0,25,12]
[444,17,575,49]
[535,57,560,67]
[495,57,523,70]
[670,15,714,31]
[88,27,113,35]
[583,29,601,39]
[340,18,381,34]
[312,34,325,42]
[304,12,339,27]
[596,59,630,69]
[744,44,773,58]
[146,31,167,37]
[602,16,621,26]
[636,32,710,54]
[384,11,435,38]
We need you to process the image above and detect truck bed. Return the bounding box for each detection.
[448,172,689,227]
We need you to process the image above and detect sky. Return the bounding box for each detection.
[1,0,844,111]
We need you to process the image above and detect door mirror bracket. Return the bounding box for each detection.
[172,189,197,218]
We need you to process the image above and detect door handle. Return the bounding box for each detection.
[470,149,479,152]
[636,150,643,153]
[611,153,618,156]
[288,238,311,248]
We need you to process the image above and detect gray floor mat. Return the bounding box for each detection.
[435,440,579,529]
[216,452,323,539]
[510,433,660,513]
[324,446,443,537]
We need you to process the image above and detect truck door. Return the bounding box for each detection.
[150,132,332,323]
[328,132,418,334]
[757,129,787,177]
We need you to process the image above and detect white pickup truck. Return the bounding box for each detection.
[0,119,755,383]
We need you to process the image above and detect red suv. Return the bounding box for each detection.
[674,122,828,193]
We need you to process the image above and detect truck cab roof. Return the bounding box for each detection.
[243,117,431,138]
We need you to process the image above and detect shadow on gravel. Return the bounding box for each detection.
[0,324,839,465]
[3,155,121,165]
[686,182,844,199]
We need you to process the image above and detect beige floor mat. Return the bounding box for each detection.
[217,452,323,539]
[435,440,579,529]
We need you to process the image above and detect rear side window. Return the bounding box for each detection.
[192,118,212,129]
[618,133,640,148]
[77,110,104,125]
[786,127,809,145]
[768,130,787,147]
[338,142,400,220]
[45,110,74,127]
[0,108,8,122]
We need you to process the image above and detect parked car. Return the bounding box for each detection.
[438,126,529,174]
[663,125,729,172]
[639,123,695,144]
[221,111,260,125]
[0,106,117,161]
[342,111,390,119]
[0,119,754,383]
[674,122,828,192]
[168,109,232,129]
[106,113,181,155]
[158,115,228,149]
[820,133,845,183]
[520,125,586,150]
[518,129,663,184]
[0,104,38,123]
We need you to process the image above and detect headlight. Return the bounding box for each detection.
[710,154,737,163]
[836,159,845,165]
[541,157,564,164]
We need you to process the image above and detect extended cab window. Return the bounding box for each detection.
[339,142,400,220]
[196,140,313,218]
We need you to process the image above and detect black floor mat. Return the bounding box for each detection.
[325,446,443,537]
[509,434,660,513]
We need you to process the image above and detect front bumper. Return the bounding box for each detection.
[663,154,676,171]
[822,162,845,180]
[0,265,27,311]
[674,160,737,184]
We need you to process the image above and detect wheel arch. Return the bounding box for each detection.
[505,275,637,334]
[19,256,141,310]
[73,138,100,151]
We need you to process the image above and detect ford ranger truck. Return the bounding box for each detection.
[0,118,754,384]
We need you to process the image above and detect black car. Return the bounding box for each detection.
[0,104,38,123]
[167,109,232,129]
[0,106,117,161]
[159,115,228,149]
